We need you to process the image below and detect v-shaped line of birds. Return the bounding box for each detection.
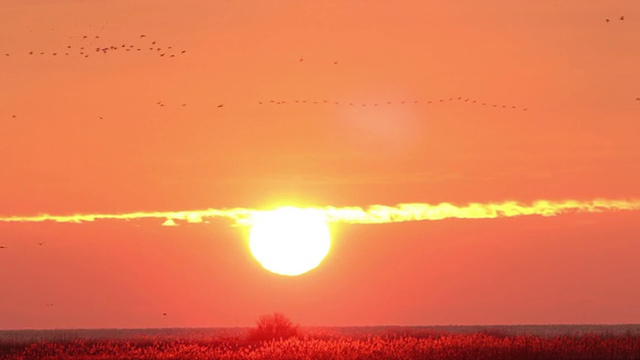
[5,96,640,120]
[257,97,530,111]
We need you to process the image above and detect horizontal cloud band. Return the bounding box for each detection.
[0,199,638,226]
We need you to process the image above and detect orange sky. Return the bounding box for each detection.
[0,0,639,329]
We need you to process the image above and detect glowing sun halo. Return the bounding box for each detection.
[249,207,331,276]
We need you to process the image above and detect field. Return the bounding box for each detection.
[1,326,639,360]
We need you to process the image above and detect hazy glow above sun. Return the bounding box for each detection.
[248,207,331,276]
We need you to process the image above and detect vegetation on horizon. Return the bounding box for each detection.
[2,330,640,360]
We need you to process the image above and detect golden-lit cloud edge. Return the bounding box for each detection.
[1,199,638,226]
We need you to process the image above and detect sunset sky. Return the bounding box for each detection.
[1,0,639,330]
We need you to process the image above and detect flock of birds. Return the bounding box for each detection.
[2,14,640,121]
[257,97,529,111]
[2,33,186,59]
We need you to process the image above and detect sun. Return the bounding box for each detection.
[248,207,331,276]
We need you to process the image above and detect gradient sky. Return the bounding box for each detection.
[1,0,639,329]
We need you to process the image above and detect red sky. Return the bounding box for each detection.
[0,0,639,329]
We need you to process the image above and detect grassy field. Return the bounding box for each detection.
[1,327,640,360]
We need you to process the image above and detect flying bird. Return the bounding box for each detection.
[217,104,224,108]
[635,97,640,101]
[140,34,146,38]
[0,246,7,249]
[620,16,624,20]
[606,18,610,23]
[37,242,45,246]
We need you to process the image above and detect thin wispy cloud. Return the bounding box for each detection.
[1,199,638,227]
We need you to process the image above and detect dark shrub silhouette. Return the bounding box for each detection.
[247,313,298,341]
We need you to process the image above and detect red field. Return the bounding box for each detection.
[2,331,639,360]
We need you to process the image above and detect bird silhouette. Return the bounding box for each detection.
[0,246,7,249]
[620,16,624,20]
[163,313,167,316]
[37,242,45,246]
[606,18,610,23]
[217,104,224,108]
[140,34,146,38]
[635,97,640,101]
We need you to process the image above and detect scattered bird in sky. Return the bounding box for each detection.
[217,104,224,108]
[37,242,45,246]
[163,313,167,316]
[333,61,338,64]
[606,18,610,23]
[299,58,304,62]
[140,34,146,38]
[0,246,7,249]
[620,16,624,20]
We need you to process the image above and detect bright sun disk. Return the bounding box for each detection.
[248,207,331,276]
